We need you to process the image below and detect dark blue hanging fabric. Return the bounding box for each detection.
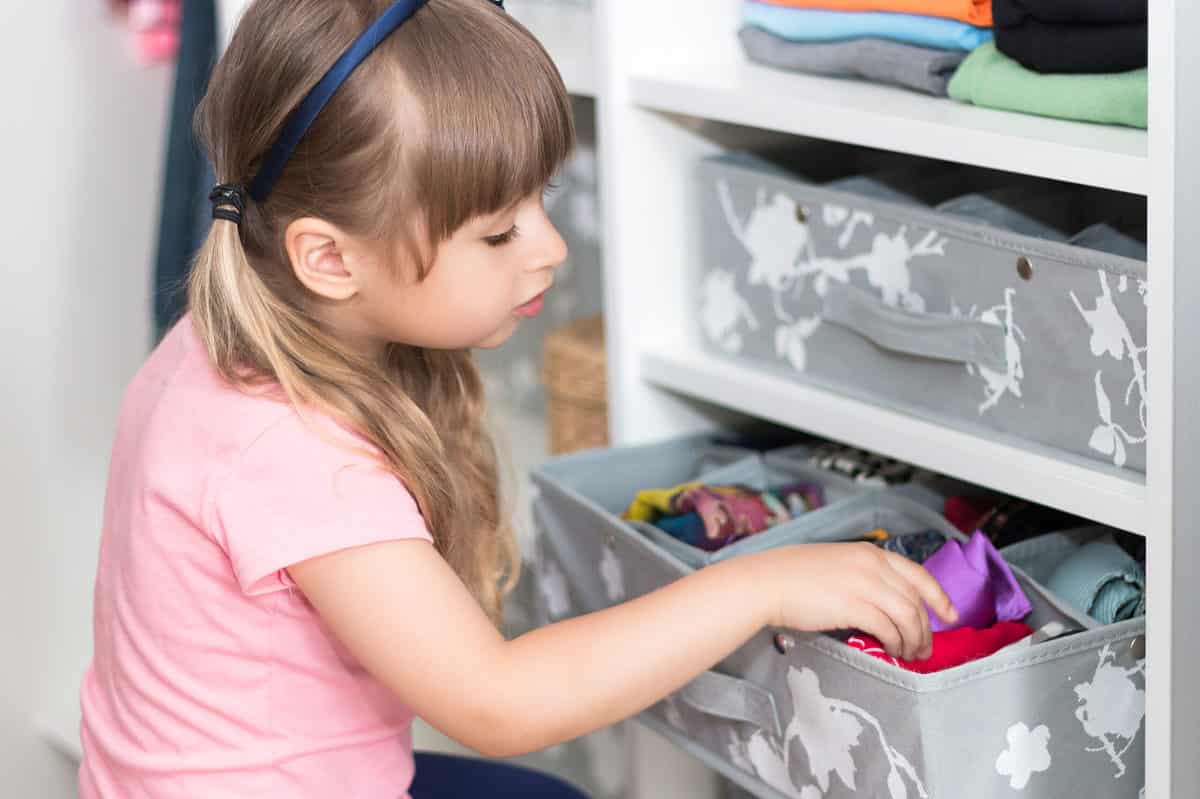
[409,752,590,798]
[153,0,217,341]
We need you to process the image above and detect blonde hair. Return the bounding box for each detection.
[187,0,575,620]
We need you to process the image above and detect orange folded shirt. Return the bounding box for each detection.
[755,0,993,27]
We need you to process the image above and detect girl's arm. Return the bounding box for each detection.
[289,538,953,758]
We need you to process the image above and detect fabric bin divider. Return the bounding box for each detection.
[999,526,1117,585]
[627,452,873,570]
[532,432,757,518]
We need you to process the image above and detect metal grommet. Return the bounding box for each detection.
[795,205,808,224]
[1129,636,1146,660]
[1017,256,1034,281]
[773,632,796,655]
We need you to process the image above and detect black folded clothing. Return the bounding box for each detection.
[992,0,1146,26]
[993,15,1147,74]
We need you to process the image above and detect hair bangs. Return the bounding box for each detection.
[399,0,576,243]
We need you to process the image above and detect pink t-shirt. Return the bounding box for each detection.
[80,316,433,798]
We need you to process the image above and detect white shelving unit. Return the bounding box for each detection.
[591,1,1199,798]
[38,3,1197,799]
[630,58,1149,195]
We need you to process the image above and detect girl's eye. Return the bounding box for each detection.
[544,180,561,199]
[484,225,520,248]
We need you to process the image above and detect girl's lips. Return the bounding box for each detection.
[515,292,545,318]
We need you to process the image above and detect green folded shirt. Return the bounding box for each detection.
[948,41,1147,129]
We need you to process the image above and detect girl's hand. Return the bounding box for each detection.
[753,542,958,662]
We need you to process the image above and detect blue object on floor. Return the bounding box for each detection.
[410,752,591,798]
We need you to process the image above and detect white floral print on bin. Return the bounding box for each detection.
[723,667,925,799]
[821,203,876,250]
[775,317,822,373]
[745,732,808,798]
[786,667,929,798]
[1075,644,1146,779]
[599,545,625,603]
[724,727,822,799]
[701,269,759,353]
[538,557,570,620]
[725,727,758,777]
[995,723,1052,790]
[795,226,943,312]
[824,204,850,227]
[661,693,687,732]
[717,179,808,292]
[1071,272,1148,468]
[786,668,863,793]
[836,208,876,250]
[953,289,1026,415]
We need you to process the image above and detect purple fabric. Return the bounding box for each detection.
[923,531,1033,632]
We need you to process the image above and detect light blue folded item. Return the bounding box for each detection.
[742,1,994,51]
[1045,535,1145,625]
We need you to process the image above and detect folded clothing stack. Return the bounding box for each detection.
[993,0,1146,74]
[739,0,993,96]
[949,0,1147,127]
[623,481,827,551]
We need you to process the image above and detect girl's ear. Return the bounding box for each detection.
[284,217,362,301]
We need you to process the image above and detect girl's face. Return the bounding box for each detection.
[364,188,568,351]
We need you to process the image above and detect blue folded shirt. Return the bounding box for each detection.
[743,1,994,52]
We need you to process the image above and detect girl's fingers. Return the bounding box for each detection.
[878,565,933,660]
[885,553,958,626]
[874,582,928,661]
[850,593,906,659]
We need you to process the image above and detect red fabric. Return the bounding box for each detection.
[846,621,1033,674]
[944,495,994,535]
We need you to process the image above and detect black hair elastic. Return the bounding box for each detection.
[209,184,247,225]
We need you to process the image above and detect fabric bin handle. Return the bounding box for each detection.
[677,669,783,738]
[822,282,1006,372]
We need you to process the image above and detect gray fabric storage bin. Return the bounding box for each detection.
[532,442,1146,798]
[697,154,1149,473]
[528,433,756,625]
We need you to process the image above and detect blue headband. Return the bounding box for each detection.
[240,0,506,206]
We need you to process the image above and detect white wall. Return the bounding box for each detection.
[0,3,170,795]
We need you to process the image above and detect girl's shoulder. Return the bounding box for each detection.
[133,314,298,447]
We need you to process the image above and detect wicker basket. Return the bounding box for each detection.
[541,315,609,455]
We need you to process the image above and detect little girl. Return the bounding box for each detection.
[79,0,956,796]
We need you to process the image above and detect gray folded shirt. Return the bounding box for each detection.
[739,25,968,97]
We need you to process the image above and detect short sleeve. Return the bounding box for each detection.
[212,413,434,596]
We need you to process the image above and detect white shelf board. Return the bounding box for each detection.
[630,59,1147,195]
[641,344,1147,534]
[507,1,596,98]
